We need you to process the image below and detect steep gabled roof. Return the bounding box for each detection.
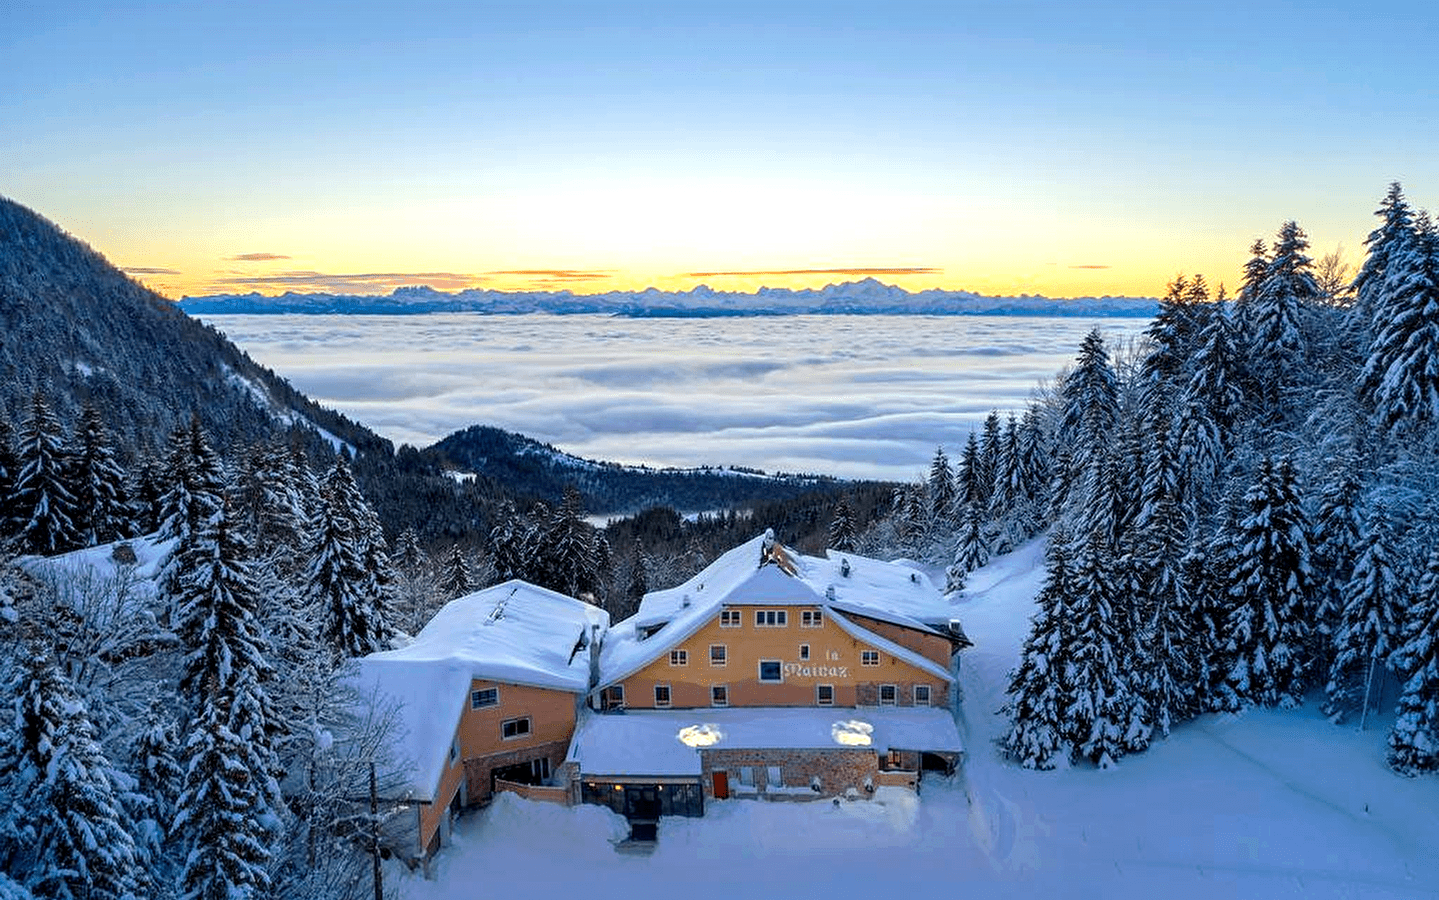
[602,531,963,686]
[353,580,608,802]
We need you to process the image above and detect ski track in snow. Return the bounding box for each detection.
[397,537,1439,900]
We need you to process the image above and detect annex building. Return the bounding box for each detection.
[358,531,970,861]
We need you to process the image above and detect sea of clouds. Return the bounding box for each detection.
[202,313,1150,482]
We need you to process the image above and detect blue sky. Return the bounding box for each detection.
[4,0,1436,297]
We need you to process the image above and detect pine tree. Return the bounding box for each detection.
[952,503,990,573]
[157,418,225,545]
[439,543,476,599]
[978,412,1003,502]
[1185,298,1244,443]
[545,487,598,598]
[305,460,385,660]
[1351,182,1415,334]
[1234,238,1269,354]
[1361,211,1439,433]
[927,447,955,522]
[9,391,79,556]
[131,703,184,850]
[1141,274,1200,393]
[171,500,281,899]
[1059,330,1119,489]
[393,527,426,576]
[1003,533,1076,769]
[1388,545,1439,775]
[625,539,650,610]
[129,452,164,536]
[69,405,132,547]
[1222,457,1316,709]
[955,432,985,508]
[991,415,1024,520]
[1252,221,1319,415]
[1063,534,1140,767]
[1311,452,1365,639]
[1324,509,1402,725]
[488,501,525,583]
[1017,407,1050,509]
[5,645,145,900]
[0,418,20,542]
[827,497,857,552]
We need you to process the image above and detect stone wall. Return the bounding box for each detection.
[701,747,879,800]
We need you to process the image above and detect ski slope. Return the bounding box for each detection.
[399,538,1439,899]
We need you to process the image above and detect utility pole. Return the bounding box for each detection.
[370,761,383,900]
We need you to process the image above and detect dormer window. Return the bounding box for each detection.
[754,610,787,627]
[801,610,823,628]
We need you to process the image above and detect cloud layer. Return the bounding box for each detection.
[228,252,292,261]
[199,313,1150,481]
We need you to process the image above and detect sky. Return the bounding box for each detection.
[4,0,1438,299]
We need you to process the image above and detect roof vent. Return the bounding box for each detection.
[484,586,518,625]
[910,573,919,584]
[825,584,837,601]
[681,594,691,608]
[840,559,851,578]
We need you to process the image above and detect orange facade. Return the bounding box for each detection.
[613,604,950,710]
[418,680,580,854]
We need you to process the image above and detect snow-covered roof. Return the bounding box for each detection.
[18,534,175,603]
[566,706,964,778]
[634,533,954,631]
[354,580,608,802]
[602,532,962,685]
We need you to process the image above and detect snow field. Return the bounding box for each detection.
[398,539,1439,900]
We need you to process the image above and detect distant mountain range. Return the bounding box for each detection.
[180,280,1159,318]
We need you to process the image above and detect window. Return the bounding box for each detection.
[720,609,742,628]
[736,766,755,787]
[654,685,672,708]
[449,740,459,764]
[801,609,823,628]
[816,684,834,706]
[799,644,810,661]
[669,649,688,667]
[765,766,782,789]
[879,684,897,705]
[754,609,788,627]
[711,684,728,707]
[710,644,727,666]
[607,684,625,708]
[501,717,532,740]
[861,650,880,667]
[470,687,499,709]
[914,684,931,706]
[759,660,782,683]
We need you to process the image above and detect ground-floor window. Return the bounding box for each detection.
[764,766,783,789]
[914,684,931,706]
[816,684,834,705]
[501,717,532,739]
[654,684,672,708]
[711,684,728,707]
[879,684,897,705]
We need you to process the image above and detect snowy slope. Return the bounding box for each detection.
[397,537,1439,899]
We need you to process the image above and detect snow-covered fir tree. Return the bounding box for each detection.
[2,644,145,900]
[1252,221,1319,415]
[542,487,599,598]
[9,391,79,556]
[927,446,955,522]
[439,542,476,599]
[1361,211,1439,432]
[1003,532,1076,769]
[0,419,18,541]
[828,497,857,551]
[1388,542,1439,775]
[1323,506,1403,726]
[306,459,388,659]
[1350,182,1415,335]
[955,432,985,509]
[1063,533,1144,767]
[487,500,525,583]
[69,405,132,548]
[171,499,282,900]
[130,702,184,857]
[952,503,990,574]
[1220,457,1316,709]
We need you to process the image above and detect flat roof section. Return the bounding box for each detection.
[566,706,964,779]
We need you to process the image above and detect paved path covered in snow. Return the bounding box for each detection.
[400,538,1439,900]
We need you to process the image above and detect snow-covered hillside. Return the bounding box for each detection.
[399,539,1439,899]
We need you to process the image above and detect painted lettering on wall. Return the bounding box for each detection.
[782,662,849,679]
